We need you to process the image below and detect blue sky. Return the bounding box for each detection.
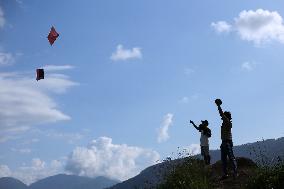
[1,0,284,184]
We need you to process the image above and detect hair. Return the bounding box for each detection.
[202,120,209,126]
[224,111,232,120]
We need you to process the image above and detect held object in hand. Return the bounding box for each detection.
[215,98,222,106]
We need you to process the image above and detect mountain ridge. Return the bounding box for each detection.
[0,177,28,189]
[0,174,119,189]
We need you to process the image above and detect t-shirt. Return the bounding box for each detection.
[221,119,232,141]
[200,130,209,146]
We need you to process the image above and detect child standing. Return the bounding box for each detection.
[215,99,238,179]
[190,120,211,165]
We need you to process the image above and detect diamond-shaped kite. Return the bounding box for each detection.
[47,26,59,45]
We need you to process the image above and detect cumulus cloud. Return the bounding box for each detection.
[43,65,74,71]
[0,70,77,143]
[110,45,142,61]
[0,52,14,65]
[0,158,64,185]
[0,7,5,29]
[65,137,160,181]
[212,9,284,45]
[211,21,232,33]
[157,113,173,143]
[0,165,11,177]
[235,9,284,44]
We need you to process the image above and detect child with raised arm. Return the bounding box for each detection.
[190,120,211,165]
[215,99,238,179]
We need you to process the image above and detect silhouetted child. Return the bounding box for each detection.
[190,120,211,165]
[215,99,238,179]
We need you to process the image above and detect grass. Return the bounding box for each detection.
[246,140,284,189]
[156,148,212,189]
[157,156,211,189]
[246,156,284,189]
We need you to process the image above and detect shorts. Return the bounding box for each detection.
[201,146,209,156]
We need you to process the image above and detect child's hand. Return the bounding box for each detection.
[190,120,194,124]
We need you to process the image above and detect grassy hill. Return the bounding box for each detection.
[158,156,284,189]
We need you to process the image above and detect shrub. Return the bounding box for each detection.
[246,157,284,189]
[157,156,211,189]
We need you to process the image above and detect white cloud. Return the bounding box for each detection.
[65,137,160,181]
[31,158,45,169]
[241,61,256,71]
[0,71,77,143]
[1,137,159,184]
[0,158,65,185]
[235,9,284,45]
[110,44,142,61]
[0,52,14,65]
[157,113,173,143]
[43,65,74,71]
[36,74,78,94]
[0,7,5,29]
[212,9,284,45]
[0,165,11,177]
[183,144,201,156]
[211,21,232,33]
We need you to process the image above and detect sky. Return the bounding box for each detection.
[1,0,284,185]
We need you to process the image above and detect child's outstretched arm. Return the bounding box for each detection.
[190,120,200,131]
[216,104,230,123]
[217,104,224,117]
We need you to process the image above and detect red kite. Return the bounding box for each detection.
[36,69,44,81]
[47,26,59,45]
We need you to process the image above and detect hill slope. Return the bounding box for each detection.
[0,177,28,189]
[203,137,284,165]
